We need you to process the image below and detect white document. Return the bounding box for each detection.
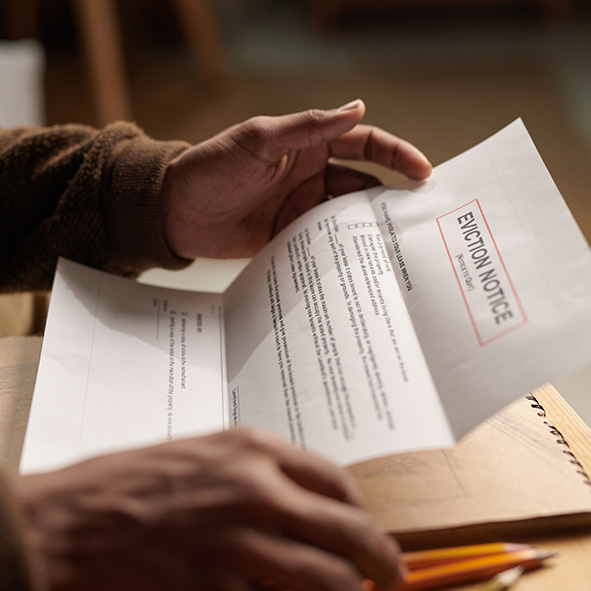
[21,119,591,474]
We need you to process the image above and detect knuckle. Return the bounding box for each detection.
[303,108,325,124]
[235,116,273,155]
[229,425,278,452]
[324,464,361,501]
[302,108,329,144]
[243,479,287,516]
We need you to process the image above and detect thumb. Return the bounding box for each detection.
[267,99,366,152]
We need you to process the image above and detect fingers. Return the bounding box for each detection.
[215,427,365,506]
[232,101,367,164]
[273,488,404,589]
[276,445,364,507]
[285,163,384,201]
[329,125,432,180]
[231,102,430,181]
[215,430,402,588]
[231,529,368,591]
[272,100,368,151]
[272,164,383,233]
[324,163,383,196]
[175,429,404,588]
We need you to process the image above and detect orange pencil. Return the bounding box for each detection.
[399,548,556,591]
[403,542,533,570]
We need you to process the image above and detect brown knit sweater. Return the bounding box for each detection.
[0,122,190,291]
[0,122,190,590]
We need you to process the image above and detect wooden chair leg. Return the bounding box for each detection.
[71,0,132,124]
[170,0,229,83]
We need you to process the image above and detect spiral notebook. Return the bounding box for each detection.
[348,384,591,549]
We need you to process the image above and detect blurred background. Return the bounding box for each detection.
[1,0,591,311]
[2,1,591,419]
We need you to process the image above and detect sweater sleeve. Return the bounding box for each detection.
[0,122,191,292]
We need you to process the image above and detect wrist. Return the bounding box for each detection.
[161,152,195,260]
[103,132,192,274]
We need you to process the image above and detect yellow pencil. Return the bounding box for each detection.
[400,548,556,591]
[403,543,533,570]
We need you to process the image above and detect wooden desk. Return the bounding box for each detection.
[0,336,42,473]
[2,335,591,589]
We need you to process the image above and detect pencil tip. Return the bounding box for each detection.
[537,549,559,561]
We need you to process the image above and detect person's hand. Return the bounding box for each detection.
[161,100,431,260]
[16,427,405,591]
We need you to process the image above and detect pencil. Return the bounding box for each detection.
[479,566,524,591]
[403,543,533,570]
[399,548,556,591]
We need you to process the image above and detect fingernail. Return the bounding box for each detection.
[338,99,362,112]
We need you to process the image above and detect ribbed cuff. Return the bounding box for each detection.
[103,133,192,276]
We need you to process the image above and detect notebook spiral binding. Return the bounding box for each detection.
[526,393,591,492]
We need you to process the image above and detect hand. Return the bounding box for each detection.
[161,100,431,260]
[16,427,405,591]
